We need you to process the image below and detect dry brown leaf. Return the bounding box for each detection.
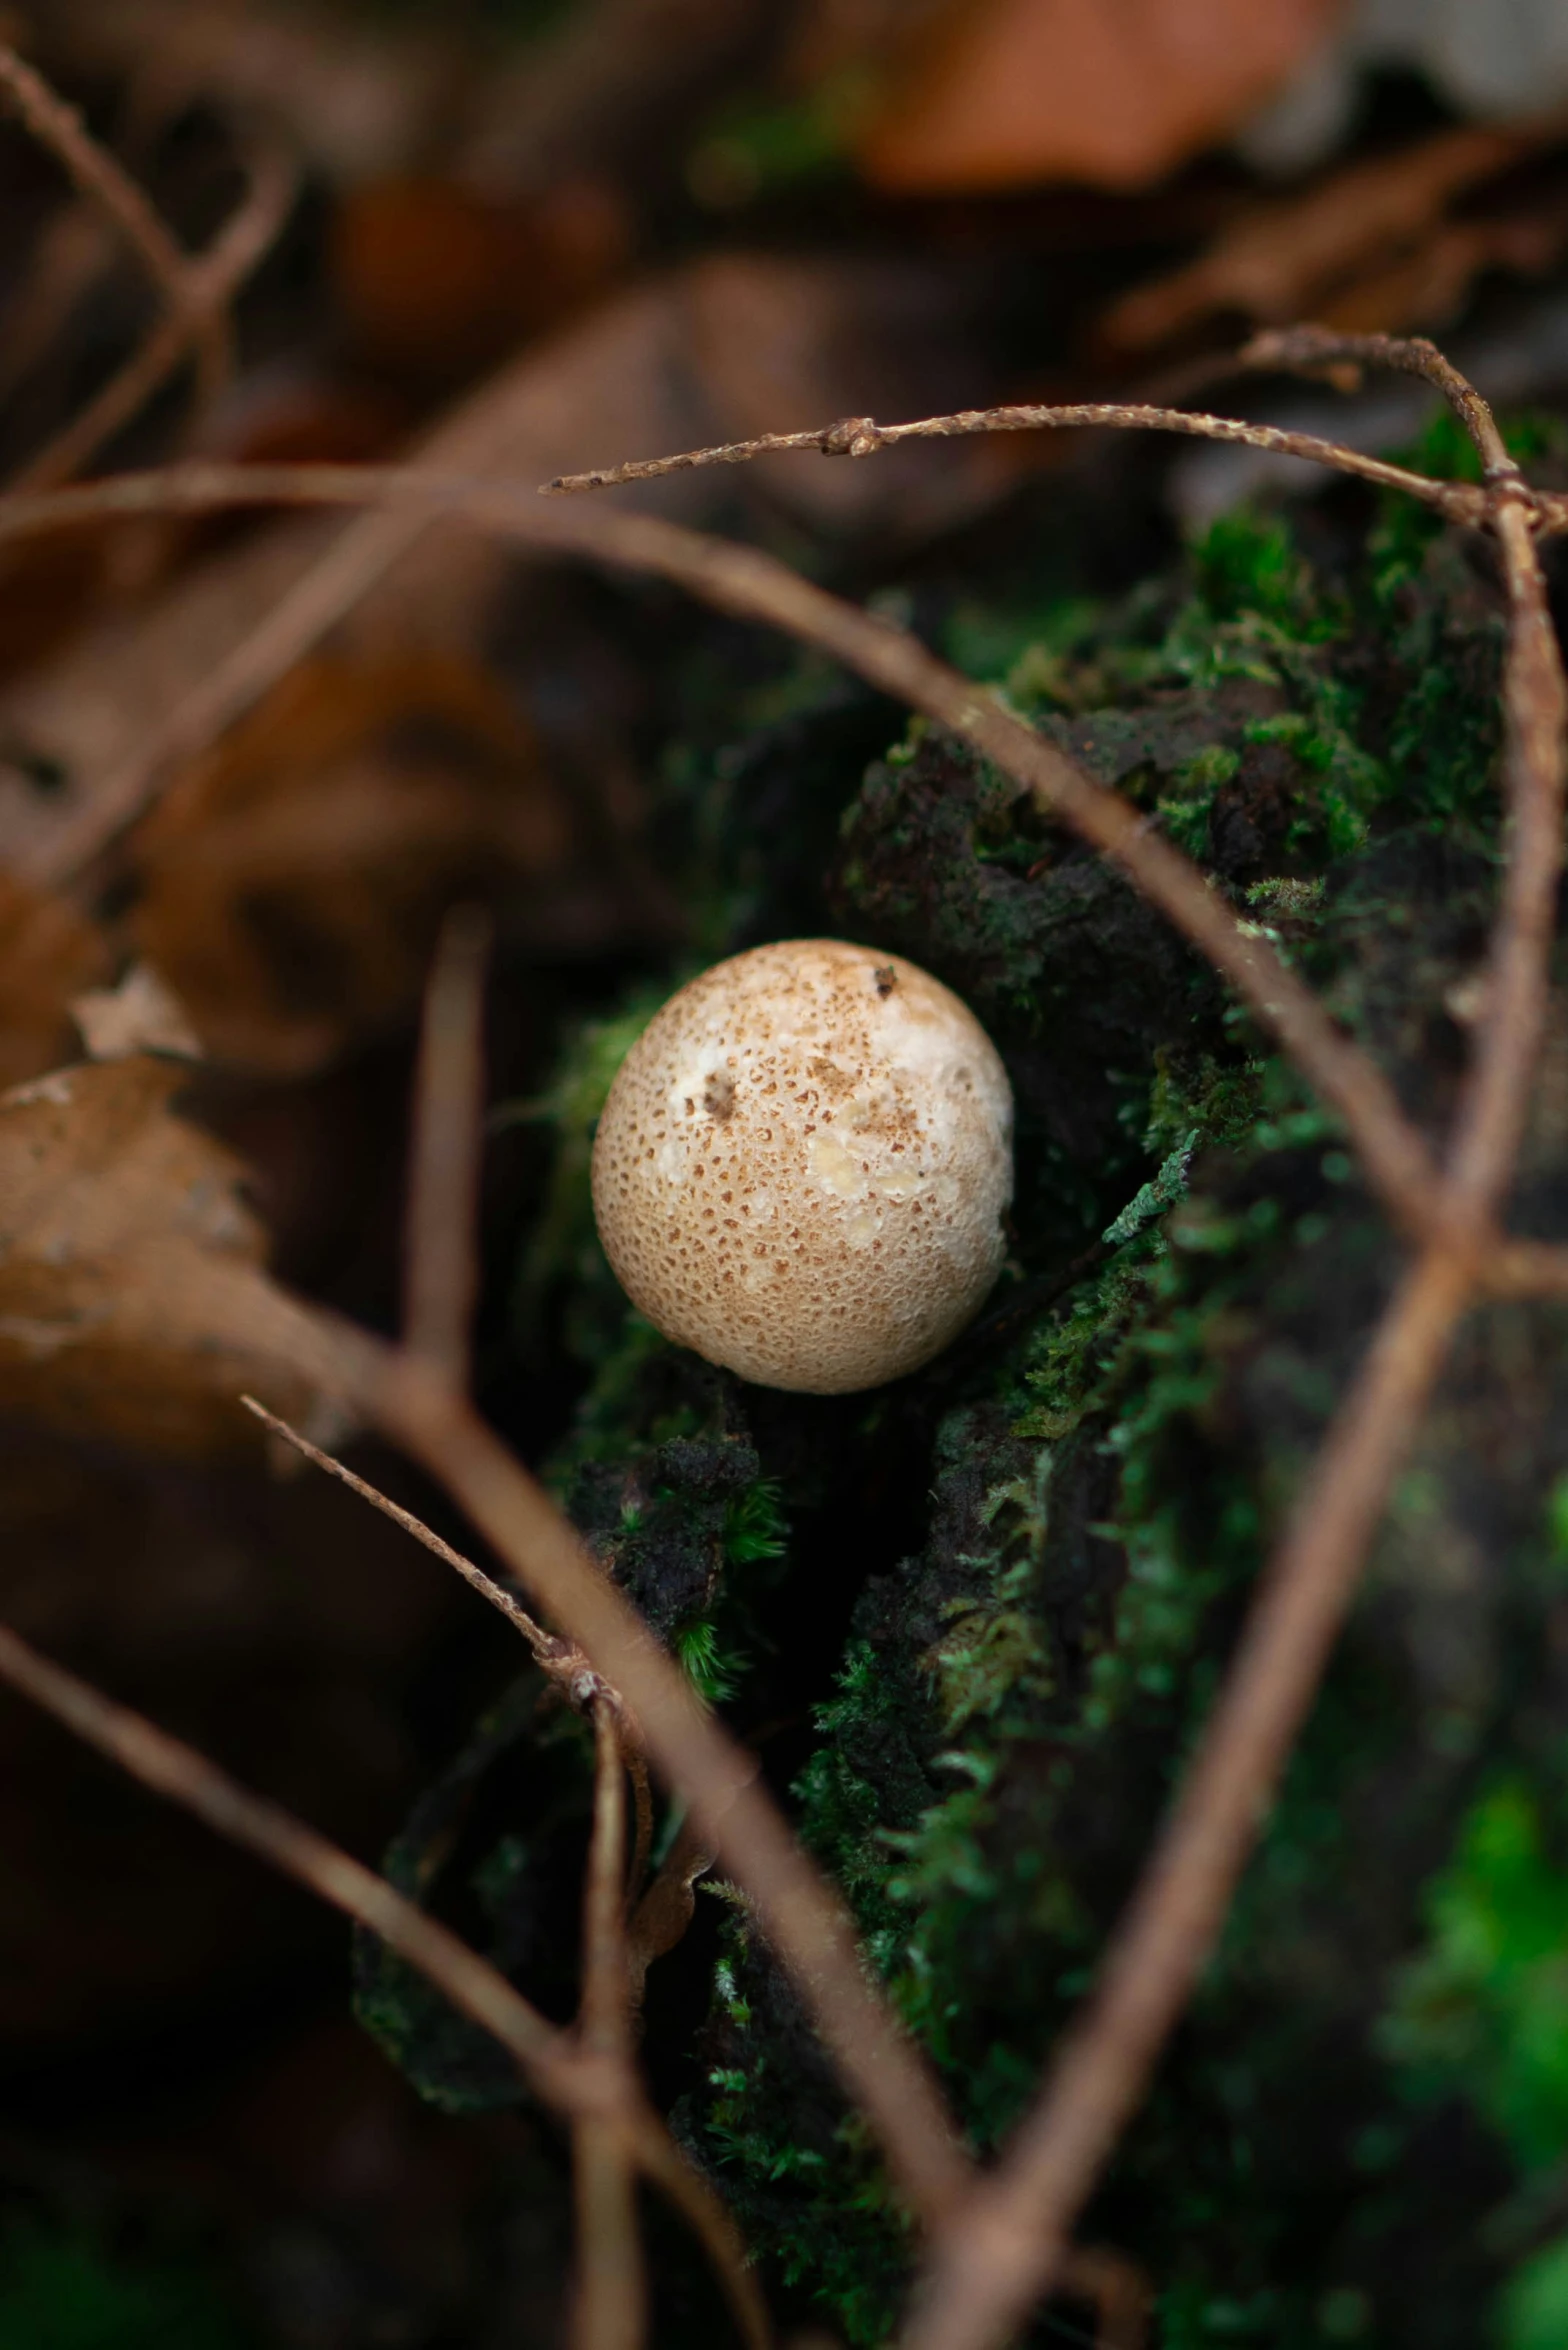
[1098,114,1568,354]
[861,0,1341,194]
[0,1054,325,1453]
[131,654,571,1074]
[0,868,111,1090]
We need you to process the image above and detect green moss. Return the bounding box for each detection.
[500,984,668,1362]
[0,2216,248,2350]
[673,1616,749,1706]
[1158,742,1242,859]
[684,71,870,203]
[374,412,1568,2342]
[1375,1460,1568,2342]
[1382,1777,1568,2173]
[1500,2236,1568,2350]
[691,932,1568,2340]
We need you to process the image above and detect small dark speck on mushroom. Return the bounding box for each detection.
[703,1070,736,1120]
[873,965,896,998]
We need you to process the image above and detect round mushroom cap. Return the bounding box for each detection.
[590,939,1013,1393]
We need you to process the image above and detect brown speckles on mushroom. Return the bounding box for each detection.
[590,939,1013,1393]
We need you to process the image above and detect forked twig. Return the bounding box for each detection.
[0,1606,766,2345]
[0,42,227,409]
[12,135,298,494]
[0,45,295,494]
[355,1351,978,2218]
[246,1395,676,2029]
[0,1616,703,2202]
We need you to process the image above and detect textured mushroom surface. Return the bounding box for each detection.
[591,939,1013,1392]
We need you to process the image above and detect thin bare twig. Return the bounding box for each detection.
[406,906,491,1393]
[11,136,298,493]
[0,1613,627,2134]
[355,1347,972,2231]
[1243,326,1516,480]
[573,1702,645,2350]
[239,1395,589,1682]
[0,459,1445,1245]
[0,43,225,405]
[1250,328,1568,1223]
[0,1608,768,2345]
[538,400,1477,521]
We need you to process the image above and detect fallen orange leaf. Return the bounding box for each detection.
[862,0,1344,193]
[0,870,110,1092]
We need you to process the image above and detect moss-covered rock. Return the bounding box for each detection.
[364,461,1568,2348]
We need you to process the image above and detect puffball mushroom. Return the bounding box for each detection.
[590,939,1013,1393]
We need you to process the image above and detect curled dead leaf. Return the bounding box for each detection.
[0,1055,327,1454]
[133,656,572,1075]
[0,869,110,1091]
